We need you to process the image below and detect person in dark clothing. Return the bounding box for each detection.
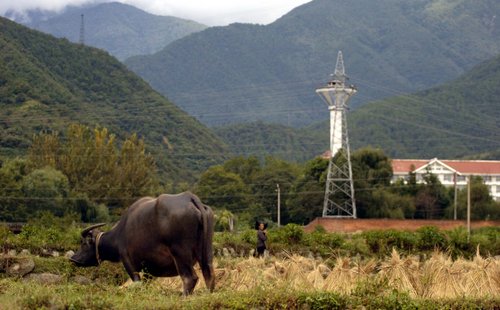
[255,222,267,258]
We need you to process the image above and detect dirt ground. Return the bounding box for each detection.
[303,218,500,233]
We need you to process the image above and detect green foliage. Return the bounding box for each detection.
[28,124,159,212]
[196,165,250,213]
[305,229,344,257]
[361,230,418,256]
[214,209,235,232]
[414,171,450,219]
[0,158,29,221]
[286,157,328,224]
[21,166,70,217]
[272,223,304,244]
[451,176,500,220]
[416,226,447,251]
[0,16,229,183]
[10,213,81,253]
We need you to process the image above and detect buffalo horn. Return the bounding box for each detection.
[81,223,106,237]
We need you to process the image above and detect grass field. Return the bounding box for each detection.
[1,250,499,309]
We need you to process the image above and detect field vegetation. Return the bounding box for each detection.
[1,216,499,308]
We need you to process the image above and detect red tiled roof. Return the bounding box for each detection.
[442,160,500,174]
[392,159,500,175]
[391,159,429,173]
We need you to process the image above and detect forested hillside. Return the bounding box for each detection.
[213,121,325,162]
[215,53,500,160]
[25,2,206,60]
[126,0,500,127]
[0,17,228,181]
[348,53,500,159]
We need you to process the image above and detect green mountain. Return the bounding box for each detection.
[126,0,500,127]
[216,53,500,161]
[213,121,325,162]
[25,2,207,60]
[348,53,500,159]
[0,17,229,181]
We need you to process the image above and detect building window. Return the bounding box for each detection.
[443,174,452,182]
[483,175,492,182]
[457,176,466,182]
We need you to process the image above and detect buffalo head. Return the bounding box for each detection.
[70,223,106,267]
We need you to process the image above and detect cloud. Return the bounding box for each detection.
[0,0,311,25]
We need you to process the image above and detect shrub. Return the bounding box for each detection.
[446,227,472,258]
[416,226,446,251]
[272,223,304,244]
[361,230,417,256]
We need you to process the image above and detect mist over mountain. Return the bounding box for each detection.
[22,2,207,60]
[0,16,228,181]
[126,0,500,127]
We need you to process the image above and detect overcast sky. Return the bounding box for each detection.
[0,0,312,25]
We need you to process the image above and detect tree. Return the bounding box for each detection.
[287,157,328,224]
[195,165,250,213]
[414,170,449,219]
[251,157,300,224]
[351,147,393,218]
[28,124,159,212]
[451,176,500,220]
[0,158,29,221]
[22,166,70,218]
[223,156,261,185]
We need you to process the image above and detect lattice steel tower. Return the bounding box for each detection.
[316,51,357,218]
[79,14,85,45]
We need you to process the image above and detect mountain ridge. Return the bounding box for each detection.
[22,2,207,60]
[0,16,228,181]
[214,53,500,161]
[126,0,500,127]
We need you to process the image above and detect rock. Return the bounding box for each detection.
[40,249,52,257]
[0,256,35,276]
[24,273,64,285]
[222,248,230,257]
[229,247,236,257]
[51,251,60,257]
[71,275,92,285]
[20,249,30,256]
[249,249,255,257]
[7,249,17,256]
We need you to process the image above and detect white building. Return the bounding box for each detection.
[392,158,500,201]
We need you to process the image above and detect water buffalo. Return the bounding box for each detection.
[70,192,215,295]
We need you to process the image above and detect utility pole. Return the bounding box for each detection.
[316,51,357,218]
[276,184,281,227]
[453,172,458,220]
[467,175,471,242]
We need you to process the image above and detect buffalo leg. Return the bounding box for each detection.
[172,249,198,295]
[122,257,141,282]
[200,260,215,292]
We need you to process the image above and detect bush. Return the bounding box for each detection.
[305,230,345,257]
[446,227,472,258]
[361,230,417,256]
[7,212,81,253]
[416,226,447,251]
[272,224,304,244]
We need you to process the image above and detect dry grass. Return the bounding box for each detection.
[153,250,500,299]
